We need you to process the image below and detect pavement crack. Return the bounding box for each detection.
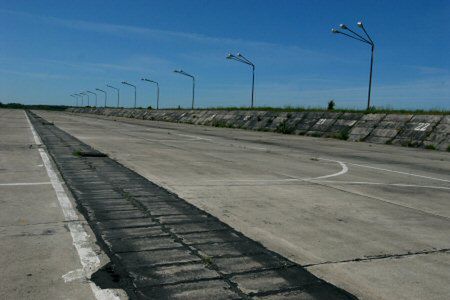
[304,248,450,267]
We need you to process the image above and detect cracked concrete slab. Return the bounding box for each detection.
[33,110,450,299]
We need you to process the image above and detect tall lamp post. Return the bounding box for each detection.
[96,88,107,107]
[141,78,160,109]
[332,21,375,110]
[107,85,120,108]
[121,81,137,108]
[86,91,97,107]
[76,93,83,106]
[70,94,78,106]
[226,53,255,108]
[81,92,90,106]
[173,69,195,109]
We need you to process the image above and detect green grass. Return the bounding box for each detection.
[72,150,83,157]
[1,102,69,111]
[447,146,450,152]
[425,144,436,150]
[159,105,449,115]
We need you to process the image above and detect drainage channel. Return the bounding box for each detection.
[27,111,357,300]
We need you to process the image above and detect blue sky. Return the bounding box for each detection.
[0,0,449,109]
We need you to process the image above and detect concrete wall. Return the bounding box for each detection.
[66,108,449,152]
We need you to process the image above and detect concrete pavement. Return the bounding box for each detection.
[35,110,450,299]
[0,109,125,299]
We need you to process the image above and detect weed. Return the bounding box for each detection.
[276,120,294,134]
[447,145,450,152]
[72,150,82,157]
[425,144,436,150]
[202,255,213,266]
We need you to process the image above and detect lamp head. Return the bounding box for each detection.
[331,28,339,34]
[357,21,363,28]
[339,24,347,30]
[226,53,233,59]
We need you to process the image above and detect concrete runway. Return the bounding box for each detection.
[36,110,450,300]
[0,109,124,299]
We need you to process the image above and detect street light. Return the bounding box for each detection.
[332,21,375,110]
[96,88,107,107]
[141,78,160,109]
[121,81,137,108]
[81,92,90,106]
[70,94,78,106]
[107,85,120,108]
[226,52,255,108]
[86,91,97,107]
[173,69,195,109]
[75,93,83,106]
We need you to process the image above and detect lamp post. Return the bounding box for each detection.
[173,69,195,109]
[76,93,83,106]
[226,53,255,108]
[141,78,160,109]
[70,94,78,106]
[121,81,137,108]
[96,88,107,107]
[107,85,120,108]
[332,21,375,110]
[81,92,90,106]
[86,91,97,107]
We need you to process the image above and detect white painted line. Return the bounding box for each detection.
[176,133,212,141]
[24,111,42,145]
[24,112,121,300]
[206,159,348,183]
[348,162,450,183]
[309,180,450,190]
[309,161,348,180]
[0,182,52,186]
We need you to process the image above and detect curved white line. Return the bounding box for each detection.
[206,159,348,183]
[308,160,348,180]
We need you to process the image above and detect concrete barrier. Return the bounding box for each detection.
[424,115,449,151]
[66,108,449,151]
[364,114,413,144]
[293,112,325,135]
[392,115,443,147]
[347,113,386,142]
[306,112,343,137]
[324,112,364,139]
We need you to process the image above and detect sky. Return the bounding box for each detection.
[0,0,449,110]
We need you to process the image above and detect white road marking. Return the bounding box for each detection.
[0,182,52,186]
[310,180,450,190]
[309,161,348,180]
[24,112,121,300]
[347,162,450,183]
[176,133,212,141]
[206,159,348,183]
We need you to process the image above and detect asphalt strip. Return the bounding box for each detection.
[26,110,357,300]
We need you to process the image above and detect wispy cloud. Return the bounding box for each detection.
[0,9,329,61]
[0,68,69,80]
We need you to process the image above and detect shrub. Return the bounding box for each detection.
[327,100,335,110]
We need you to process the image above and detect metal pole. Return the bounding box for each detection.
[134,86,137,108]
[96,89,107,107]
[367,45,374,110]
[192,78,195,109]
[156,83,160,109]
[251,65,255,108]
